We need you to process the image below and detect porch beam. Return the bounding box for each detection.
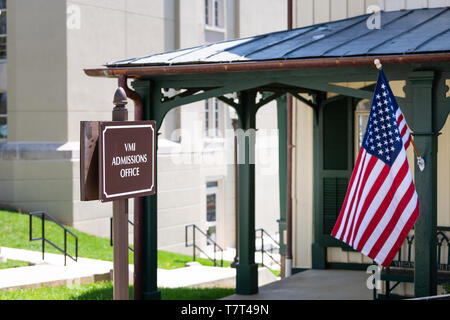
[279,79,406,103]
[160,79,269,110]
[288,91,317,108]
[255,91,284,109]
[408,71,438,298]
[217,95,239,109]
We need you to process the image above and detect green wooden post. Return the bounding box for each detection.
[311,93,327,269]
[132,80,161,300]
[277,95,287,262]
[407,71,438,297]
[236,90,258,295]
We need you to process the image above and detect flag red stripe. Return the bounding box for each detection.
[381,202,419,266]
[350,162,390,247]
[340,152,369,243]
[367,181,415,259]
[344,156,378,244]
[331,148,364,238]
[355,160,409,252]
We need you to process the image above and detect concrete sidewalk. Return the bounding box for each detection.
[0,247,278,291]
[224,269,373,300]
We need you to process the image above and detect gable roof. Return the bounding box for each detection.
[107,7,450,68]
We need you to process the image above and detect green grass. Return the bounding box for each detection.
[0,259,30,270]
[0,281,235,300]
[0,209,231,269]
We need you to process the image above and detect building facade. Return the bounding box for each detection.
[0,0,286,254]
[1,0,449,298]
[289,0,450,297]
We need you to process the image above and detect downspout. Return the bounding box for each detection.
[285,0,293,278]
[118,75,144,300]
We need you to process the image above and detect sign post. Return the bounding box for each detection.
[111,88,129,300]
[80,87,156,300]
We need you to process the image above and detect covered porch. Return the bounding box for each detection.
[85,7,450,299]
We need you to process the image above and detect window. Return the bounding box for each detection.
[214,98,219,136]
[0,0,5,59]
[0,92,6,139]
[0,0,6,139]
[204,0,223,29]
[214,0,220,27]
[205,0,209,25]
[205,100,209,135]
[206,181,219,245]
[205,98,222,138]
[354,99,371,160]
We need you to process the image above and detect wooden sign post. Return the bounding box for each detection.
[80,87,156,300]
[111,88,129,300]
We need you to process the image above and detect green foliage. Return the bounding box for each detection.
[0,281,235,300]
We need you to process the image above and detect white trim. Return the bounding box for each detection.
[102,124,155,199]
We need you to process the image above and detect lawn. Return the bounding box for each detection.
[0,209,231,269]
[0,259,30,270]
[0,281,235,300]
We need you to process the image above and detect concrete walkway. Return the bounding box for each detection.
[0,247,278,291]
[224,269,373,300]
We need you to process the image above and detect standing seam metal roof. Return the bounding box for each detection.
[107,7,450,67]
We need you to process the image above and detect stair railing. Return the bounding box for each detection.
[29,211,78,266]
[185,224,224,267]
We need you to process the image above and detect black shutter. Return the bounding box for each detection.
[321,97,353,236]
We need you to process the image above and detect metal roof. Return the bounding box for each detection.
[107,7,450,68]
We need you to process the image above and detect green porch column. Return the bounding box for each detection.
[236,90,258,295]
[408,71,437,297]
[132,80,161,300]
[276,95,287,275]
[311,94,326,269]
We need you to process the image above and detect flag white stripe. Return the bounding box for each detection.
[341,151,372,242]
[374,191,418,264]
[352,149,407,249]
[348,159,385,246]
[361,165,413,256]
[335,150,367,239]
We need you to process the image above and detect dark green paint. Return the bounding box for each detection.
[277,95,287,256]
[407,71,438,298]
[132,80,161,300]
[235,90,258,295]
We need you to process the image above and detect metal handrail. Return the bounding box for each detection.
[185,224,224,267]
[255,228,281,268]
[29,211,78,266]
[109,217,134,252]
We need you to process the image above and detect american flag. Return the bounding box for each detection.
[331,70,419,267]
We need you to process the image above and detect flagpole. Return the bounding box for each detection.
[373,59,425,171]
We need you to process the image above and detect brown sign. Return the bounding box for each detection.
[80,121,100,201]
[99,121,156,202]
